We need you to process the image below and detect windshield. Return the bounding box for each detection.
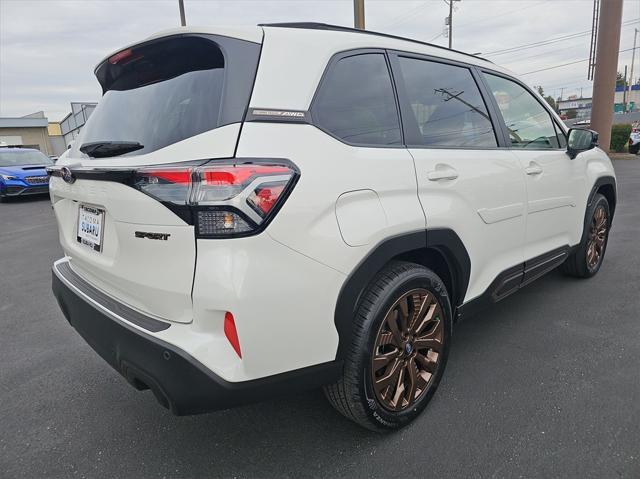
[71,34,260,158]
[0,150,53,167]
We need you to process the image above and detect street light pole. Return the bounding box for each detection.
[590,0,623,153]
[354,0,365,30]
[178,0,186,27]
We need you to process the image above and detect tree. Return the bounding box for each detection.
[535,86,558,112]
[544,95,557,112]
[616,71,627,88]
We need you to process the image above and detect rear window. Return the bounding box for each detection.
[71,34,260,158]
[312,53,402,146]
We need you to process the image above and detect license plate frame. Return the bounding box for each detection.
[76,204,105,253]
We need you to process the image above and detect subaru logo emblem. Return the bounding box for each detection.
[60,167,75,184]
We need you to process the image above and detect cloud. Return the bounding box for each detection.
[0,0,638,120]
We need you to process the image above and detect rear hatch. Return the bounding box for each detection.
[50,30,262,323]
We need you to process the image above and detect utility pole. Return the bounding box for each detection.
[353,0,365,30]
[448,0,453,49]
[623,65,628,110]
[178,0,186,27]
[445,0,461,49]
[590,0,623,152]
[627,28,638,112]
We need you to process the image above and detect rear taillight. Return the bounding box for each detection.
[134,160,298,238]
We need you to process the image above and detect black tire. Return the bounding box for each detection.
[561,193,610,278]
[629,143,640,155]
[324,261,452,432]
[0,195,7,203]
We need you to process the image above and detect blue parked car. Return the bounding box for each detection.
[0,147,54,202]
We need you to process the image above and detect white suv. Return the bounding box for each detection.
[49,23,616,431]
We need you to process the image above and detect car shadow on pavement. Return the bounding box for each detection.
[1,194,51,204]
[47,268,583,477]
[11,252,633,478]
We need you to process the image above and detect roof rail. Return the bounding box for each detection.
[259,22,492,63]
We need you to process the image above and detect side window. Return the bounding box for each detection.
[484,73,561,149]
[313,53,401,146]
[396,56,497,147]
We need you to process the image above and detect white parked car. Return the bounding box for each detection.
[48,23,616,431]
[629,122,640,154]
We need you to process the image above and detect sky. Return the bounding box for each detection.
[1,0,639,121]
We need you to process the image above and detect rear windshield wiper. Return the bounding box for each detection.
[79,141,144,158]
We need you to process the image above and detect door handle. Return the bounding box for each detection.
[525,162,543,176]
[427,166,459,181]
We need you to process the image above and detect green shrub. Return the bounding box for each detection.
[610,124,632,152]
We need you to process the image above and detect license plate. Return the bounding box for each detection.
[77,204,105,252]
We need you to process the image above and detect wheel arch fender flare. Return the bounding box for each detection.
[587,175,617,224]
[333,229,471,361]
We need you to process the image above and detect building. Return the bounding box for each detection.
[60,102,97,148]
[557,96,593,120]
[47,122,66,157]
[555,84,640,120]
[613,84,640,112]
[0,111,54,154]
[0,103,98,156]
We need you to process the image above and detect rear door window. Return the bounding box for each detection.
[71,35,260,158]
[312,53,402,146]
[395,56,497,148]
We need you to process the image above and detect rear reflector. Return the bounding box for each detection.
[224,312,242,358]
[133,160,298,238]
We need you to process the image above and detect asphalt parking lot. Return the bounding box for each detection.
[1,160,639,478]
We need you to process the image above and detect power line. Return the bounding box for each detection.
[486,19,639,56]
[521,59,589,76]
[500,42,585,65]
[543,77,594,90]
[381,1,430,30]
[520,46,635,76]
[427,0,549,44]
[489,31,592,56]
[456,0,549,29]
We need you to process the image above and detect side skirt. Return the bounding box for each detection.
[457,245,571,321]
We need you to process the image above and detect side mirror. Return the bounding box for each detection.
[567,128,598,159]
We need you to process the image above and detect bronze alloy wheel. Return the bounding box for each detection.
[586,205,607,270]
[371,288,444,412]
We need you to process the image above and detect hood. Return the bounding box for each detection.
[0,164,48,178]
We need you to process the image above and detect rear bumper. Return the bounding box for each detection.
[52,260,341,415]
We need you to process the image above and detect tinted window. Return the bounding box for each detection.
[555,123,567,148]
[71,35,259,158]
[0,149,53,167]
[484,74,560,149]
[313,54,401,146]
[396,57,497,148]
